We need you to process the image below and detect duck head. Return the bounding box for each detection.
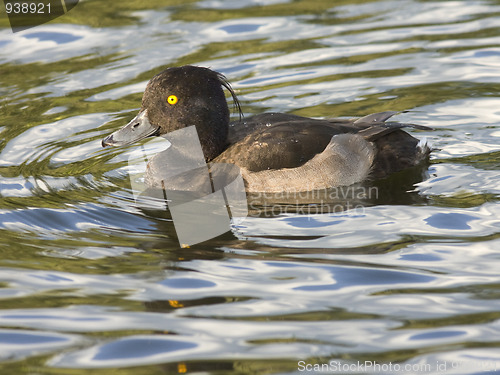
[102,65,241,161]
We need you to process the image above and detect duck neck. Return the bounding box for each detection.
[196,121,228,161]
[188,103,230,162]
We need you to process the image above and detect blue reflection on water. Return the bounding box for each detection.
[473,50,500,58]
[24,32,82,44]
[0,204,154,233]
[219,24,261,33]
[425,213,479,230]
[4,314,103,322]
[31,274,73,282]
[0,332,66,344]
[160,278,217,289]
[93,337,197,360]
[295,266,435,291]
[399,253,442,261]
[411,330,464,340]
[284,216,339,228]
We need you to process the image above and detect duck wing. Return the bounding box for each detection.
[223,113,356,172]
[353,111,430,141]
[221,112,430,175]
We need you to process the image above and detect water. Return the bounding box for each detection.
[1,0,500,374]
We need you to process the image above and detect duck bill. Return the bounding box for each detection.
[102,110,160,147]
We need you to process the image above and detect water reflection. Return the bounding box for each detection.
[0,0,500,373]
[0,329,82,362]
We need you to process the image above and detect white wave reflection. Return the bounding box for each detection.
[237,203,500,248]
[199,0,290,9]
[1,0,500,370]
[0,113,107,167]
[417,164,500,196]
[408,348,500,375]
[0,303,495,369]
[203,17,328,43]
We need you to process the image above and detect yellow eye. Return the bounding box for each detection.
[167,95,178,105]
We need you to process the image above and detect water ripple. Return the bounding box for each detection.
[1,0,500,372]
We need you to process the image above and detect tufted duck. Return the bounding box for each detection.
[102,65,430,193]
